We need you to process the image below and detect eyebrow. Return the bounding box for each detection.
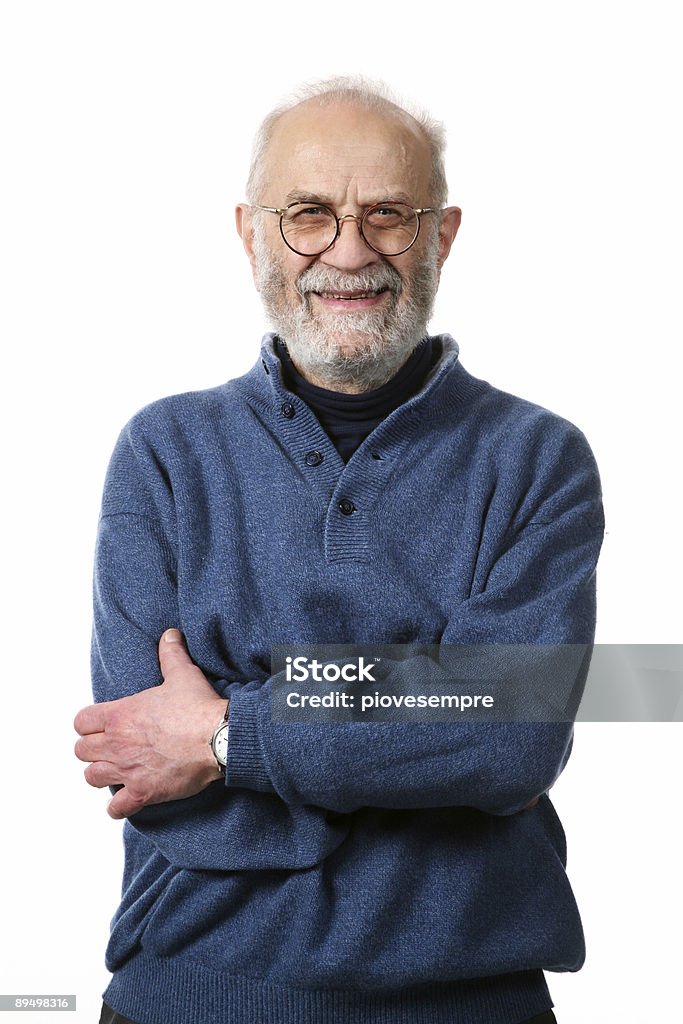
[284,189,416,206]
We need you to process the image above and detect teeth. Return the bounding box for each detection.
[320,291,381,299]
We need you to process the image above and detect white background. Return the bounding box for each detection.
[1,2,680,1022]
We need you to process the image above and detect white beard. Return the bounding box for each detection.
[252,218,441,392]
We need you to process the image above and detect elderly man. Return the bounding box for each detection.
[75,77,604,1024]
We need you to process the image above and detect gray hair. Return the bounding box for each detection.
[245,75,448,209]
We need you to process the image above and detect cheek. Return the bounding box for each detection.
[396,235,438,289]
[264,256,309,305]
[281,257,321,305]
[288,259,313,289]
[387,256,415,296]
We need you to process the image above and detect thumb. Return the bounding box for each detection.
[158,628,193,678]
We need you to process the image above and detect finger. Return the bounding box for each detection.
[158,628,192,679]
[84,761,123,789]
[74,734,112,762]
[73,702,111,736]
[107,789,146,820]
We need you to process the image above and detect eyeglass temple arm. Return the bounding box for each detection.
[251,205,287,215]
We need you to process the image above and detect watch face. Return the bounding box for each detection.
[213,723,229,766]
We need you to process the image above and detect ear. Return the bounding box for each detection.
[436,206,462,270]
[235,203,260,291]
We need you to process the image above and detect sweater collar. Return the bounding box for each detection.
[254,331,462,416]
[274,336,434,421]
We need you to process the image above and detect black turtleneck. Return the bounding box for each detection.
[275,337,436,463]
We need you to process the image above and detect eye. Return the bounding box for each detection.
[285,204,334,224]
[364,203,413,228]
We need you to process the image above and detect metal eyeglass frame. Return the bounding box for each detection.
[251,201,437,257]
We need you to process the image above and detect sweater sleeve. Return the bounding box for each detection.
[90,416,352,872]
[224,419,605,816]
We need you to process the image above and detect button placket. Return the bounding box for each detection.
[266,354,417,562]
[323,434,418,563]
[271,393,347,512]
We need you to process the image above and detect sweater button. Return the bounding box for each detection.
[305,450,323,467]
[280,401,295,418]
[338,498,356,516]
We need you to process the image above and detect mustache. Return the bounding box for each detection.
[295,262,403,298]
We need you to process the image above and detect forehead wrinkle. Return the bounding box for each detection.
[290,139,416,171]
[281,157,424,207]
[263,111,432,207]
[284,187,419,208]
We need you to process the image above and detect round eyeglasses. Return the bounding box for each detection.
[252,201,437,257]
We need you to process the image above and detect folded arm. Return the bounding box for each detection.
[74,411,604,860]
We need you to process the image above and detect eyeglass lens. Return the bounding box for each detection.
[280,203,420,256]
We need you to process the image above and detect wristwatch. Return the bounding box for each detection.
[210,701,230,776]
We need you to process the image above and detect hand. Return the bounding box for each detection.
[74,629,228,820]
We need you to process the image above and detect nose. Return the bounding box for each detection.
[318,214,381,272]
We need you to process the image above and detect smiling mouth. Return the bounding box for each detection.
[312,288,390,302]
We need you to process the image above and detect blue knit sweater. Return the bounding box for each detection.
[93,333,604,1024]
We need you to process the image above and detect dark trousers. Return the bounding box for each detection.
[99,1001,557,1024]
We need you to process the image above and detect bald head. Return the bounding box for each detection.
[245,76,448,209]
[260,99,434,216]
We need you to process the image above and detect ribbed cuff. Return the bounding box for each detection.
[225,688,276,793]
